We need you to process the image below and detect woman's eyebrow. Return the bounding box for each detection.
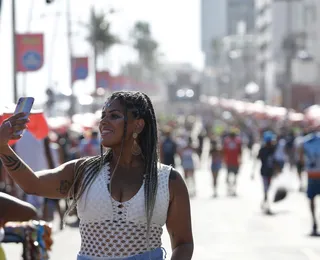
[103,109,122,113]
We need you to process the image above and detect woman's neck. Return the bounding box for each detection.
[110,149,144,168]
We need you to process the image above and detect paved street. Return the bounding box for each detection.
[3,142,320,259]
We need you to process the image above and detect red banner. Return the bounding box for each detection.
[95,73,159,92]
[16,34,44,72]
[95,71,113,89]
[72,57,89,83]
[112,76,133,91]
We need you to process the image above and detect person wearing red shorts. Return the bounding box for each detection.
[223,131,242,196]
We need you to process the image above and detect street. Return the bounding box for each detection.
[3,143,320,260]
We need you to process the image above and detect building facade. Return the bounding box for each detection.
[255,0,306,106]
[227,0,255,35]
[201,0,255,67]
[201,0,255,96]
[201,0,227,68]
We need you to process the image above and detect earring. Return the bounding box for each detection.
[132,133,142,156]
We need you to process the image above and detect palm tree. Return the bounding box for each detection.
[131,21,158,70]
[85,7,119,69]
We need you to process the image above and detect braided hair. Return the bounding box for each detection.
[64,91,159,250]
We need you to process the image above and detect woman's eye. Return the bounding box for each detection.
[110,114,121,120]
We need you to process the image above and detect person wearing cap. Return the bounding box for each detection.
[257,133,276,214]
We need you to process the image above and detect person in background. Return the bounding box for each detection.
[247,130,255,158]
[223,131,242,196]
[160,126,177,167]
[285,129,296,170]
[79,130,100,157]
[180,137,196,197]
[257,133,276,214]
[273,134,287,174]
[301,127,320,236]
[197,130,206,159]
[0,192,38,260]
[210,139,223,197]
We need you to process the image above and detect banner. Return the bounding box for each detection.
[95,71,113,89]
[112,76,132,91]
[72,57,89,83]
[16,34,44,72]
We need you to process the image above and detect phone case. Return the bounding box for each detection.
[13,97,34,135]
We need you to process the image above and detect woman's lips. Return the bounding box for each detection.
[101,129,113,137]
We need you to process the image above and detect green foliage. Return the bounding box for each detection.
[86,8,119,57]
[131,21,158,69]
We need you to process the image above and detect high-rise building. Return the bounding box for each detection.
[256,0,305,106]
[227,0,255,35]
[201,0,227,68]
[201,0,255,96]
[201,0,255,67]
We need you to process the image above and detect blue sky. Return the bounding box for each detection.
[0,0,203,105]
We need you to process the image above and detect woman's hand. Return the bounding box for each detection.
[0,113,29,148]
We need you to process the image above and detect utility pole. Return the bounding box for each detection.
[284,0,293,110]
[12,0,18,102]
[66,0,75,116]
[21,0,35,96]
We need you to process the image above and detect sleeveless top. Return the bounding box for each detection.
[303,133,320,179]
[77,163,171,259]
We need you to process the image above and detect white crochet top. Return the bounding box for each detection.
[77,163,171,259]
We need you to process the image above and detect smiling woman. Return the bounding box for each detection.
[0,91,193,260]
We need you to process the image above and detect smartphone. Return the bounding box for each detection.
[13,97,35,135]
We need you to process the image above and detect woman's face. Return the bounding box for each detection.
[99,99,127,148]
[99,99,143,149]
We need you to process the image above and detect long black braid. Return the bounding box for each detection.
[64,91,159,251]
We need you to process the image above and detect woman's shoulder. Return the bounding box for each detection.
[158,163,172,176]
[157,164,182,180]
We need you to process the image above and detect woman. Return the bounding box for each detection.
[209,140,223,197]
[179,137,196,197]
[0,91,193,260]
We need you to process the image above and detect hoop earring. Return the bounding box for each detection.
[132,133,142,156]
